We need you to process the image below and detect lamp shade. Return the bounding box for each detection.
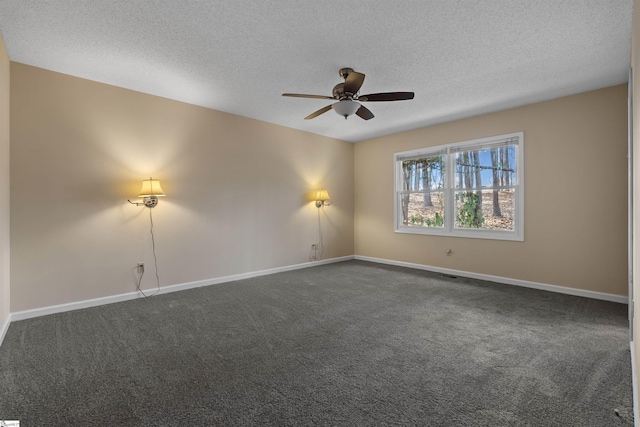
[138,179,166,197]
[332,100,360,118]
[315,189,331,201]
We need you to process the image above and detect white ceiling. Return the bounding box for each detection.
[0,1,633,142]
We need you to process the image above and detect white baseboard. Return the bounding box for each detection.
[153,255,354,296]
[631,341,639,427]
[0,313,10,348]
[7,253,627,327]
[11,291,142,322]
[354,255,628,304]
[10,255,354,322]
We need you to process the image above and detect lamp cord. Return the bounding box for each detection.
[317,207,325,260]
[137,208,161,297]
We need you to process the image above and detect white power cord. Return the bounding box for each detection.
[137,208,160,297]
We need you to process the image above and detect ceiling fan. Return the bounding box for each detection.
[282,68,414,120]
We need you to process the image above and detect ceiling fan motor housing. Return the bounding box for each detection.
[333,83,349,100]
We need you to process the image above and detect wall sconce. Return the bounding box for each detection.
[315,189,332,208]
[128,178,166,208]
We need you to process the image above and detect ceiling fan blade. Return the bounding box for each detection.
[356,105,374,120]
[343,72,365,95]
[359,92,415,102]
[304,104,333,120]
[283,93,334,100]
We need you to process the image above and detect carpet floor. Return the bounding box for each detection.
[0,260,634,426]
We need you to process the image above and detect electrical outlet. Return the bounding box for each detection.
[137,262,145,273]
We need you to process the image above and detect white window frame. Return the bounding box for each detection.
[394,132,524,241]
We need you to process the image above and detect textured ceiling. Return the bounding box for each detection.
[0,1,633,142]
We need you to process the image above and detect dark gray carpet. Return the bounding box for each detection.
[0,260,633,426]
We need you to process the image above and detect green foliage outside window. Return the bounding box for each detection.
[410,211,444,227]
[456,193,484,228]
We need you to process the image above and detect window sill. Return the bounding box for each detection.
[394,226,523,241]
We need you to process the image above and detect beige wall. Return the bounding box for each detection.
[355,85,628,296]
[0,35,9,329]
[6,61,630,311]
[10,63,354,312]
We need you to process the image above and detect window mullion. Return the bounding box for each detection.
[445,148,454,232]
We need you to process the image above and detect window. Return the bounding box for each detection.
[394,132,523,241]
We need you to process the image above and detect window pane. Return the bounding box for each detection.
[402,192,444,227]
[455,146,517,189]
[454,189,515,231]
[401,155,445,191]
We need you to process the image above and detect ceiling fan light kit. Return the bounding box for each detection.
[283,67,415,121]
[332,100,360,119]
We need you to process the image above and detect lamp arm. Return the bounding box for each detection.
[128,196,159,208]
